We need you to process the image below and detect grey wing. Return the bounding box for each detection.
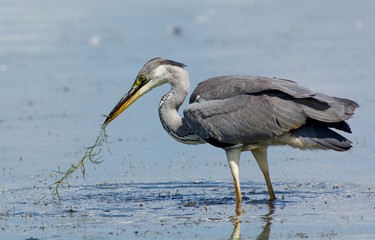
[294,93,358,123]
[189,76,358,123]
[189,76,315,103]
[184,94,307,146]
[184,76,358,147]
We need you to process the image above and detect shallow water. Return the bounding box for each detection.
[2,180,374,239]
[1,0,375,239]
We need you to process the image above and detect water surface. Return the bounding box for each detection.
[1,0,374,239]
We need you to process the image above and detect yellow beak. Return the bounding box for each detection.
[103,86,141,125]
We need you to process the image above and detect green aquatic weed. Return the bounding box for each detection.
[52,124,109,199]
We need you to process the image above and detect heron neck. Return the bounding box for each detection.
[158,72,204,144]
[159,85,186,130]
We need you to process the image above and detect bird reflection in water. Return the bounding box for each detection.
[230,202,275,240]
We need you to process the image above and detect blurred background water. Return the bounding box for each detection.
[0,0,374,239]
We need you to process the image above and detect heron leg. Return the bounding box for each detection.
[225,148,243,215]
[251,147,277,200]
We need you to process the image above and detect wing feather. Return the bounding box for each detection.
[189,76,314,103]
[184,94,306,145]
[184,76,358,146]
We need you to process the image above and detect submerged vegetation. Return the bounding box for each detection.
[52,124,109,198]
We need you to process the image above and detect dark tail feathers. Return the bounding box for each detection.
[291,126,352,151]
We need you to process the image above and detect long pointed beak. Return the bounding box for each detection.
[103,86,141,126]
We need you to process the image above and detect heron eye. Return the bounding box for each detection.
[136,75,147,86]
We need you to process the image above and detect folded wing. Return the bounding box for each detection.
[184,76,358,150]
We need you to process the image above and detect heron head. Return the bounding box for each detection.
[103,57,186,125]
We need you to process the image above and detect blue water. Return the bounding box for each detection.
[1,0,374,239]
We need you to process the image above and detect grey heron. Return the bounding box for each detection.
[104,57,358,215]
